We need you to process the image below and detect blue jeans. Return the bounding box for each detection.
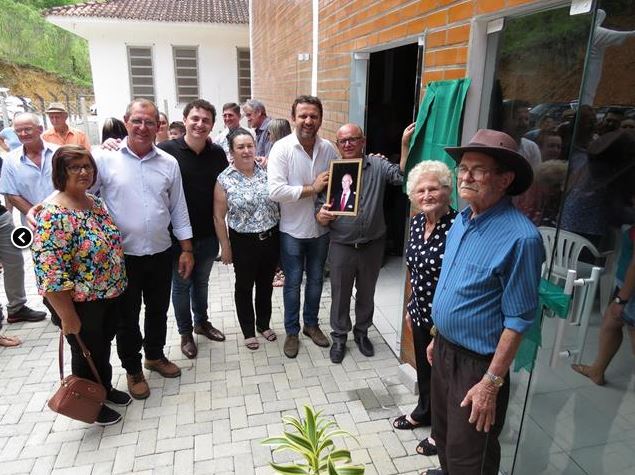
[279,232,329,335]
[171,236,219,335]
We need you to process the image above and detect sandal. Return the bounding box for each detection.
[258,328,277,342]
[393,414,425,430]
[272,271,285,287]
[0,334,21,347]
[245,337,259,350]
[416,437,438,456]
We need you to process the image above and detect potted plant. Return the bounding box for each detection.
[262,405,365,474]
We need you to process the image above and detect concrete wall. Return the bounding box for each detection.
[48,18,248,135]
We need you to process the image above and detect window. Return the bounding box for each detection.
[237,48,251,103]
[127,46,155,102]
[173,46,199,104]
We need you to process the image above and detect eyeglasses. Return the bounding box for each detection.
[455,166,499,180]
[336,136,363,145]
[15,127,35,135]
[66,164,94,174]
[129,118,157,128]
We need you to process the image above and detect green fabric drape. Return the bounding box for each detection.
[513,278,572,373]
[403,78,471,208]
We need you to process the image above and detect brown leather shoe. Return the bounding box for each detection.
[194,321,226,342]
[302,325,330,347]
[180,334,197,359]
[126,372,150,399]
[144,357,181,378]
[283,334,299,358]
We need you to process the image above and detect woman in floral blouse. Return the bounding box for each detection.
[32,145,128,426]
[213,129,280,350]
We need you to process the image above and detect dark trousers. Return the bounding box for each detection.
[229,227,279,339]
[410,321,433,425]
[328,238,385,341]
[117,250,172,374]
[48,298,118,391]
[431,334,510,475]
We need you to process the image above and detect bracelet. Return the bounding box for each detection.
[181,249,193,253]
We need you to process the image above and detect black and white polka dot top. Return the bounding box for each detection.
[406,208,457,329]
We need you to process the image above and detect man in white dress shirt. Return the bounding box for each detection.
[93,99,194,399]
[268,95,338,358]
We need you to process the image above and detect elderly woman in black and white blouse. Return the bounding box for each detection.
[393,160,457,457]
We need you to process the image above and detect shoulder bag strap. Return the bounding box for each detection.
[57,331,104,387]
[57,332,65,381]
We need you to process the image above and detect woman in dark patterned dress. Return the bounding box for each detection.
[393,160,457,457]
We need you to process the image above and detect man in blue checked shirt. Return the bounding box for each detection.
[423,129,544,475]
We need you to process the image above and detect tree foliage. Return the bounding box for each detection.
[17,1,79,9]
[0,0,91,86]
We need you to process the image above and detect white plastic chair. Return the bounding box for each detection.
[538,226,614,318]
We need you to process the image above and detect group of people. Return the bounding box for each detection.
[0,90,567,475]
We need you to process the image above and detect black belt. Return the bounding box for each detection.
[231,226,278,241]
[344,240,373,249]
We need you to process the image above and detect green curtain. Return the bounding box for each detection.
[513,278,572,373]
[403,78,471,208]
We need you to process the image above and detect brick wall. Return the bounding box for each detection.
[252,0,541,140]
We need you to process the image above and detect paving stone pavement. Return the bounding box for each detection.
[0,249,439,474]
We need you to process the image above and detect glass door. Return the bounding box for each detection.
[474,3,597,473]
[511,2,635,473]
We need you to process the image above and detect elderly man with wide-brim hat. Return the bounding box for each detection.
[422,129,544,475]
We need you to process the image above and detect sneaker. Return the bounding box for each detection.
[7,306,46,324]
[302,325,330,347]
[107,388,132,407]
[95,405,122,426]
[144,357,181,378]
[126,372,150,399]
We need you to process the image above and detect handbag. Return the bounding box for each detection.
[48,332,106,424]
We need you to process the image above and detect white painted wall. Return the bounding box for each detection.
[47,18,249,135]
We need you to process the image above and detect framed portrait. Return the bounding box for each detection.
[326,159,363,216]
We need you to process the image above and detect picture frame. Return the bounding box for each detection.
[325,159,363,216]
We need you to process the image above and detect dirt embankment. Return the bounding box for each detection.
[0,59,93,113]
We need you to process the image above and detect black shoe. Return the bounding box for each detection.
[95,405,122,426]
[7,306,46,324]
[354,334,374,357]
[107,388,132,407]
[423,469,444,475]
[330,340,346,364]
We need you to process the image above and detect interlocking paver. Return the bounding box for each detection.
[0,248,440,473]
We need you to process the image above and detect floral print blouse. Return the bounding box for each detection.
[217,164,280,233]
[32,194,127,301]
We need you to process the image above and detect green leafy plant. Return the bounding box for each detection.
[262,405,365,475]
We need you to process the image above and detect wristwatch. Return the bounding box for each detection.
[613,296,628,305]
[484,371,504,388]
[429,325,438,337]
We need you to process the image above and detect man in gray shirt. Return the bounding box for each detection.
[316,123,406,363]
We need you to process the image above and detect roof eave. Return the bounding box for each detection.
[46,14,247,34]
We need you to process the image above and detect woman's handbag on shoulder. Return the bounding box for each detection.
[48,332,106,424]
